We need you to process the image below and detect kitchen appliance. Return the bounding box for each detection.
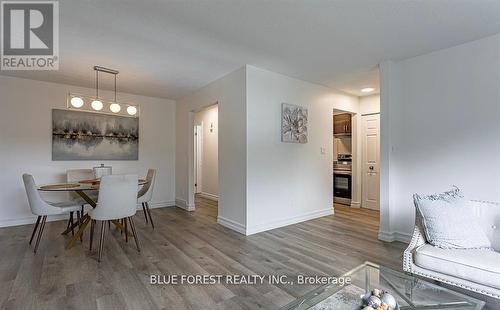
[334,154,352,205]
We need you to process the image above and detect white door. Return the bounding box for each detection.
[362,114,380,210]
[194,125,203,194]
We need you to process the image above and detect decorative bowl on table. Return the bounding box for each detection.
[360,289,399,310]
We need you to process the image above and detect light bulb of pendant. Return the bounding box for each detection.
[70,96,84,108]
[126,106,137,116]
[91,100,103,111]
[110,103,121,113]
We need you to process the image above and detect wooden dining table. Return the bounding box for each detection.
[38,178,147,249]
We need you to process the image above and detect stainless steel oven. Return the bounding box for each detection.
[334,154,352,205]
[334,170,351,205]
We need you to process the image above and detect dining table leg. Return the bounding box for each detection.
[64,190,95,249]
[65,215,90,249]
[76,190,97,208]
[61,220,81,235]
[110,219,131,234]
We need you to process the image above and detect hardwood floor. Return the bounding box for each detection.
[0,197,406,310]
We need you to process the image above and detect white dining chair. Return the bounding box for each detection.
[88,174,140,262]
[22,174,82,253]
[138,169,156,229]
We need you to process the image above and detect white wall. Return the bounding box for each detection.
[193,105,219,197]
[380,34,500,241]
[360,94,380,115]
[0,76,176,227]
[176,67,247,232]
[246,66,359,234]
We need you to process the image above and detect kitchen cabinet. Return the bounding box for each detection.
[334,113,351,136]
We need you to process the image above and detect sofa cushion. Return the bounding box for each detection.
[413,187,492,249]
[414,244,500,290]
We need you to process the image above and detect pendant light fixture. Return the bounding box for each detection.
[67,66,139,117]
[108,69,121,113]
[91,67,105,111]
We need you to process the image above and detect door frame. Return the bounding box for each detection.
[193,124,203,194]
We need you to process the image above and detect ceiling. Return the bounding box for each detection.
[2,0,500,99]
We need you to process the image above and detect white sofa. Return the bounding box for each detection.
[403,200,500,300]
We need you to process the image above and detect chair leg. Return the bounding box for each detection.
[29,216,41,245]
[70,212,75,236]
[76,211,82,242]
[128,217,140,252]
[124,218,128,243]
[66,214,72,231]
[98,221,106,262]
[142,203,148,223]
[89,220,94,251]
[145,202,154,229]
[34,216,47,253]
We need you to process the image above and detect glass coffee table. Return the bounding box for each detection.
[282,262,485,310]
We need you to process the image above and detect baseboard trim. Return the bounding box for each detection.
[198,192,219,202]
[217,216,246,235]
[0,214,69,228]
[175,198,195,211]
[0,201,176,228]
[350,201,361,208]
[246,208,334,236]
[138,201,175,210]
[378,230,411,243]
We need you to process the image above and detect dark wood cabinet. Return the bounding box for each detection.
[333,113,351,135]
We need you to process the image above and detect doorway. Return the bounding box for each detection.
[192,103,219,213]
[332,107,381,226]
[333,110,353,207]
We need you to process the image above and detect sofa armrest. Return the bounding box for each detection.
[403,212,427,273]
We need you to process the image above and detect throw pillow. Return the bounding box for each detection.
[413,186,492,249]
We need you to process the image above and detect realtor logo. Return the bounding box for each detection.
[1,1,59,70]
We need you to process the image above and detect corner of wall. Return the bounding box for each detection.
[245,208,334,236]
[378,230,411,243]
[175,198,195,211]
[378,60,395,239]
[217,216,247,235]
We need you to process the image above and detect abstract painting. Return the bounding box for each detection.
[52,109,139,160]
[281,103,308,143]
